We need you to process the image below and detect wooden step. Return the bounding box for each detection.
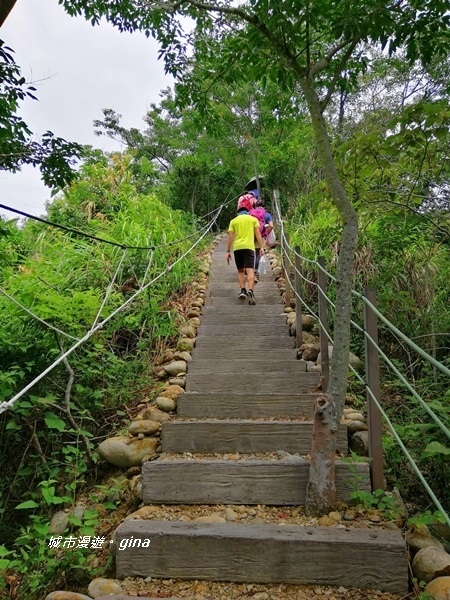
[202,305,285,315]
[177,392,315,418]
[115,521,408,593]
[142,458,370,504]
[204,296,283,306]
[185,372,319,393]
[186,359,306,374]
[196,324,289,337]
[161,420,347,454]
[191,348,298,360]
[193,336,295,350]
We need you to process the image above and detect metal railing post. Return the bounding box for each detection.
[364,287,384,491]
[317,256,329,392]
[294,246,303,348]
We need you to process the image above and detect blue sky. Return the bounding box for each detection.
[0,0,173,218]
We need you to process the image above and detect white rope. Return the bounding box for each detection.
[0,287,80,342]
[91,248,128,331]
[0,206,222,414]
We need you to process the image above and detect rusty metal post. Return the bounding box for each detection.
[364,287,384,491]
[283,233,291,309]
[317,256,329,392]
[294,246,303,348]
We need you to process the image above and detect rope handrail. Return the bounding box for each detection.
[0,195,236,251]
[272,188,449,526]
[348,362,450,529]
[0,287,80,342]
[0,205,222,414]
[273,200,450,379]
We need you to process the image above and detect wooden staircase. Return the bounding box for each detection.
[115,237,408,594]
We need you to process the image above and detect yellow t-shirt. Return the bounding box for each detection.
[228,213,259,251]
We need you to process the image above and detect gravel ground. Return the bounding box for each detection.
[119,576,410,600]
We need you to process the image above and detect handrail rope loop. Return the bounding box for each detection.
[0,205,223,414]
[349,363,450,529]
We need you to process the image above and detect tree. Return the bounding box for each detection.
[0,40,83,188]
[60,0,450,515]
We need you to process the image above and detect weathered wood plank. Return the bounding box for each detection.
[115,521,408,593]
[204,296,283,306]
[161,420,347,454]
[193,336,295,349]
[196,324,289,337]
[191,348,298,360]
[177,392,315,418]
[186,359,306,374]
[185,372,319,393]
[142,459,370,505]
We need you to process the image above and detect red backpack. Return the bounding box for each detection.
[250,207,267,238]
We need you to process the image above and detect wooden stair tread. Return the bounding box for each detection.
[161,420,347,454]
[142,458,370,505]
[115,520,408,593]
[178,391,318,418]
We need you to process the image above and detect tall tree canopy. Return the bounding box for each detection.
[57,0,450,514]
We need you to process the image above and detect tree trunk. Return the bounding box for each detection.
[0,0,17,26]
[300,76,359,516]
[306,394,337,514]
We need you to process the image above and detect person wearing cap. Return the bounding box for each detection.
[226,193,265,305]
[250,195,274,280]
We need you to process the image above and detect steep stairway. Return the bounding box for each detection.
[115,237,408,594]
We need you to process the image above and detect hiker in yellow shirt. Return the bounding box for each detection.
[226,194,265,305]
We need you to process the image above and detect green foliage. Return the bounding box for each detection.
[0,40,84,187]
[0,149,210,597]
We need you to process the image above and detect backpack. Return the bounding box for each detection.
[250,207,267,238]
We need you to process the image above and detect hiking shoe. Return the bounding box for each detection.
[254,271,260,283]
[248,290,256,305]
[238,288,248,299]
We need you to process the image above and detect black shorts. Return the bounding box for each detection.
[234,249,255,270]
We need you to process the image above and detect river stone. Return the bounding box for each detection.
[173,351,192,363]
[425,576,450,599]
[155,350,174,366]
[347,421,369,434]
[188,317,201,328]
[177,337,195,352]
[273,267,283,277]
[179,325,196,338]
[317,345,363,372]
[156,397,177,412]
[168,378,186,388]
[128,420,160,436]
[187,309,201,319]
[162,384,184,399]
[192,300,203,308]
[140,407,171,423]
[302,314,316,330]
[49,510,70,534]
[412,546,450,583]
[349,430,369,456]
[300,331,316,344]
[163,361,187,376]
[407,525,446,553]
[301,345,320,362]
[88,578,122,598]
[98,436,158,467]
[45,593,92,600]
[345,411,365,421]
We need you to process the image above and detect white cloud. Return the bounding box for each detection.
[0,0,173,218]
